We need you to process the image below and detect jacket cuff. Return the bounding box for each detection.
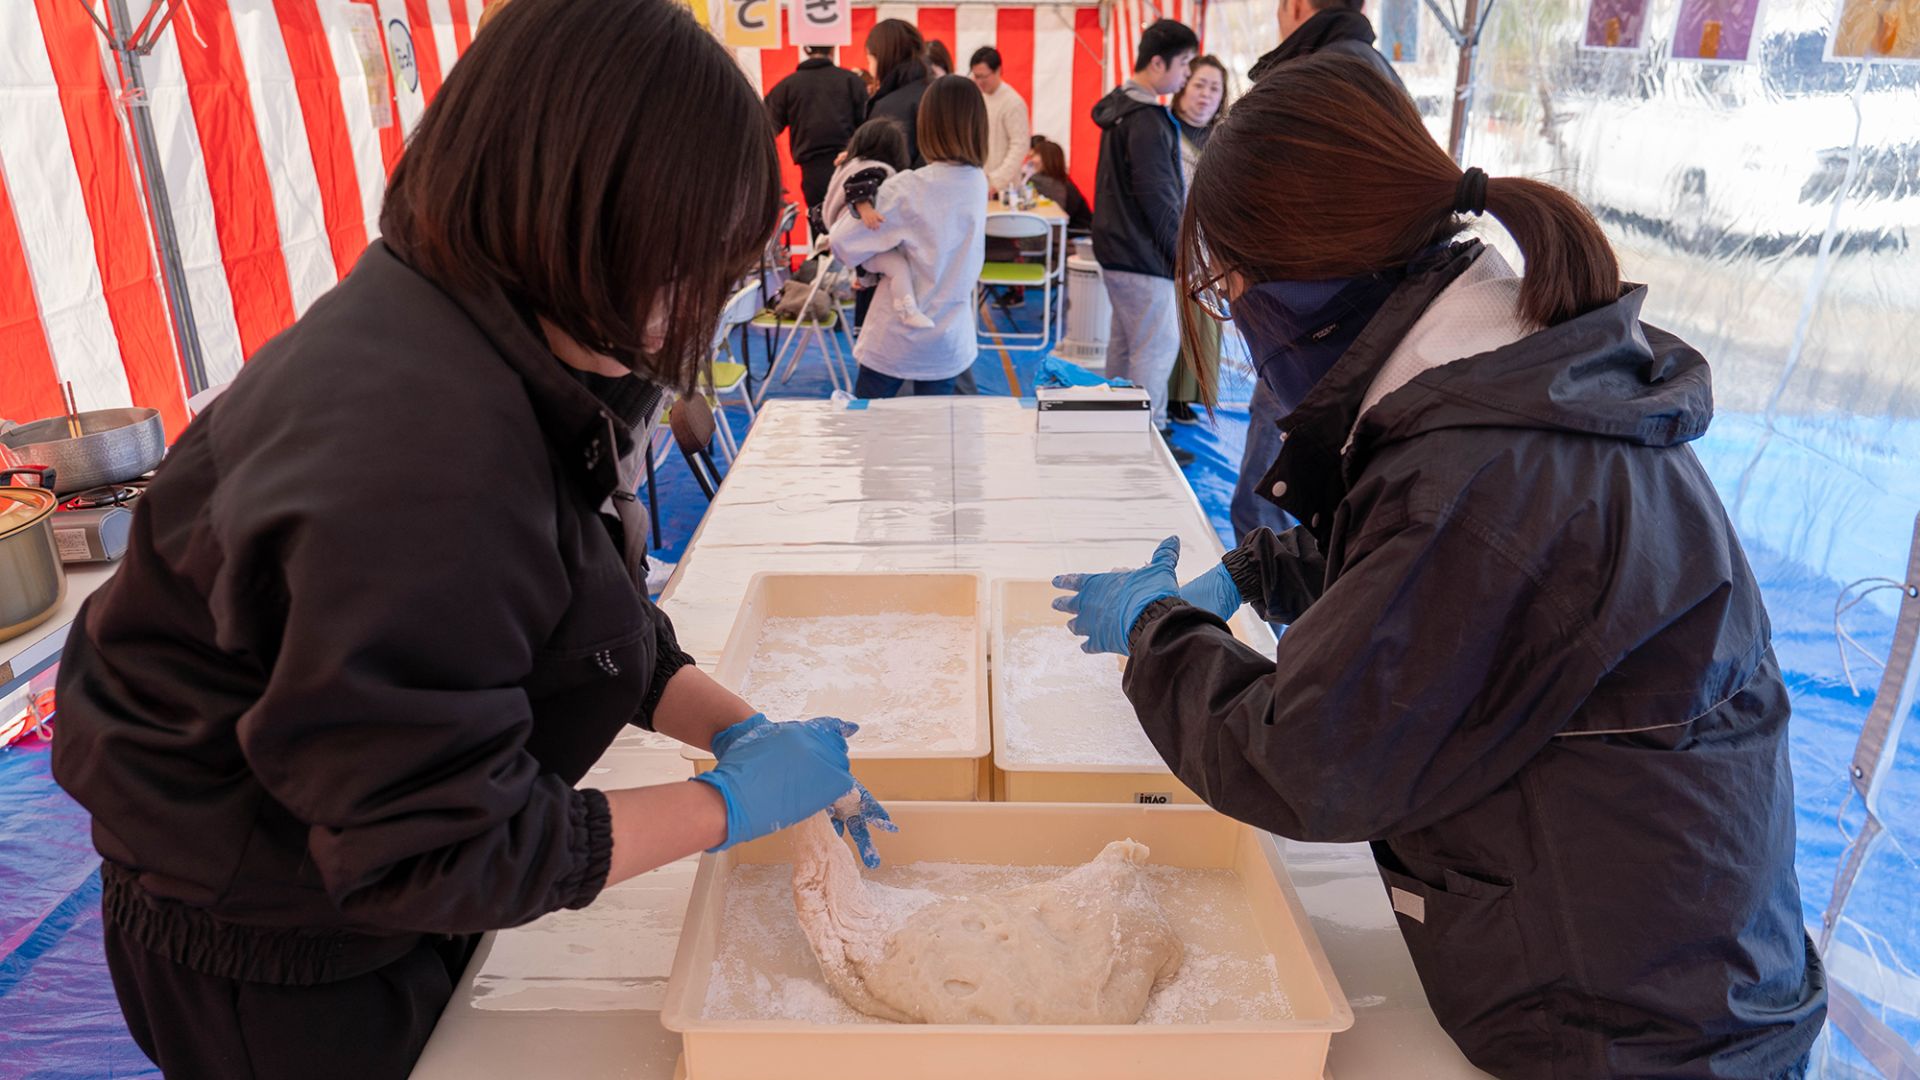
[1127,596,1189,656]
[1220,545,1266,620]
[561,788,614,911]
[637,622,697,730]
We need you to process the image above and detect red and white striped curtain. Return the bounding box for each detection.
[0,0,1204,434]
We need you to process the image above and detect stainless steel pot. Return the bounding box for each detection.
[0,470,66,644]
[0,407,165,495]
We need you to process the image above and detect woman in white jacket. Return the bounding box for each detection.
[828,75,988,397]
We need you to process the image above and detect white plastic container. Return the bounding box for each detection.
[659,802,1353,1080]
[688,572,991,801]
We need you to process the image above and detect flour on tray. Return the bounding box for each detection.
[703,861,1291,1025]
[999,624,1163,767]
[738,613,976,751]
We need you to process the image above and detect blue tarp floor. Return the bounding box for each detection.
[0,291,1904,1074]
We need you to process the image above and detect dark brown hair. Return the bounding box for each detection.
[1030,137,1068,183]
[381,0,779,393]
[926,39,954,75]
[916,75,989,168]
[1172,54,1232,126]
[1177,52,1619,402]
[867,19,925,83]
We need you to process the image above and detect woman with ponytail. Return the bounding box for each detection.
[1053,53,1823,1080]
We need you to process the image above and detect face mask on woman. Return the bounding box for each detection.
[1231,271,1403,416]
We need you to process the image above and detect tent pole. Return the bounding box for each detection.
[95,0,209,396]
[1445,0,1482,163]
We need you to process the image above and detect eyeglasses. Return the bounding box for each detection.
[1187,270,1234,322]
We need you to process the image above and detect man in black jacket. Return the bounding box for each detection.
[766,46,869,210]
[1250,0,1405,87]
[1091,18,1199,463]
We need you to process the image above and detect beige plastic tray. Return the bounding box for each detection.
[990,579,1269,804]
[660,802,1352,1080]
[687,572,991,801]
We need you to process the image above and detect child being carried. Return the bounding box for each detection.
[823,120,935,330]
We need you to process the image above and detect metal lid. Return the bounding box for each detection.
[0,486,56,539]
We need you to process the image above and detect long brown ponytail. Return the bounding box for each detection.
[1177,52,1620,403]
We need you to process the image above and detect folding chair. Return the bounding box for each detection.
[753,249,854,406]
[670,393,725,501]
[703,283,762,463]
[976,212,1061,348]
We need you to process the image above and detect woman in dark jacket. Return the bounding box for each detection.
[1166,54,1229,423]
[864,18,933,166]
[1027,136,1092,232]
[1053,54,1824,1080]
[51,2,885,1076]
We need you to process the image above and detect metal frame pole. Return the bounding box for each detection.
[96,0,208,395]
[1444,0,1482,163]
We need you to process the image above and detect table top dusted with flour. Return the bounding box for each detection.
[410,398,1492,1080]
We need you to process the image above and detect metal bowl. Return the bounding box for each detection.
[0,408,165,494]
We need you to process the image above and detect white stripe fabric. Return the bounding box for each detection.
[0,6,132,409]
[956,6,995,73]
[228,0,339,315]
[426,0,461,78]
[142,24,251,386]
[320,0,388,242]
[372,0,426,134]
[875,4,918,27]
[1031,5,1075,145]
[466,0,484,39]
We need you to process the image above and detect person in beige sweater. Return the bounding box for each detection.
[968,46,1031,195]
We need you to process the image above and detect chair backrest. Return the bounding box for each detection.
[984,212,1052,240]
[713,283,762,352]
[669,394,722,500]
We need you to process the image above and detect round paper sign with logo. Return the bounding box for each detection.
[387,19,420,92]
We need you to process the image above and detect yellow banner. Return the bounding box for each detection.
[721,0,780,46]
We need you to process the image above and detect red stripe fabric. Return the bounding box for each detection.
[178,0,299,361]
[0,168,63,423]
[760,11,806,252]
[448,0,472,55]
[33,0,189,434]
[918,7,955,70]
[847,6,876,76]
[273,0,369,277]
[994,8,1034,108]
[1070,5,1102,205]
[402,0,446,100]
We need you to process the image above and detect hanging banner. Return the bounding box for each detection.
[342,3,394,129]
[1671,0,1765,62]
[790,0,851,46]
[722,0,782,46]
[678,0,710,28]
[1580,0,1650,49]
[1828,0,1920,62]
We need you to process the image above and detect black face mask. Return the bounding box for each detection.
[1231,270,1405,417]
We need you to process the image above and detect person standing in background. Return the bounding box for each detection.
[969,47,1032,197]
[1091,18,1199,464]
[865,20,934,165]
[926,39,955,78]
[766,45,870,212]
[1166,55,1230,426]
[1249,0,1404,86]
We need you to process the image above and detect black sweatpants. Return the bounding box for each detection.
[106,921,477,1080]
[799,156,837,215]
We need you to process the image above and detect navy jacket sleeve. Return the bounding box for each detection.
[213,390,613,935]
[1222,526,1327,625]
[1124,510,1605,843]
[1123,111,1184,269]
[766,79,790,137]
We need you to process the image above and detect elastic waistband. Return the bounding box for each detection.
[101,861,422,986]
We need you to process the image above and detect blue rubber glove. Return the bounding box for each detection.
[1051,536,1183,655]
[1179,561,1244,622]
[829,783,899,869]
[694,716,859,851]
